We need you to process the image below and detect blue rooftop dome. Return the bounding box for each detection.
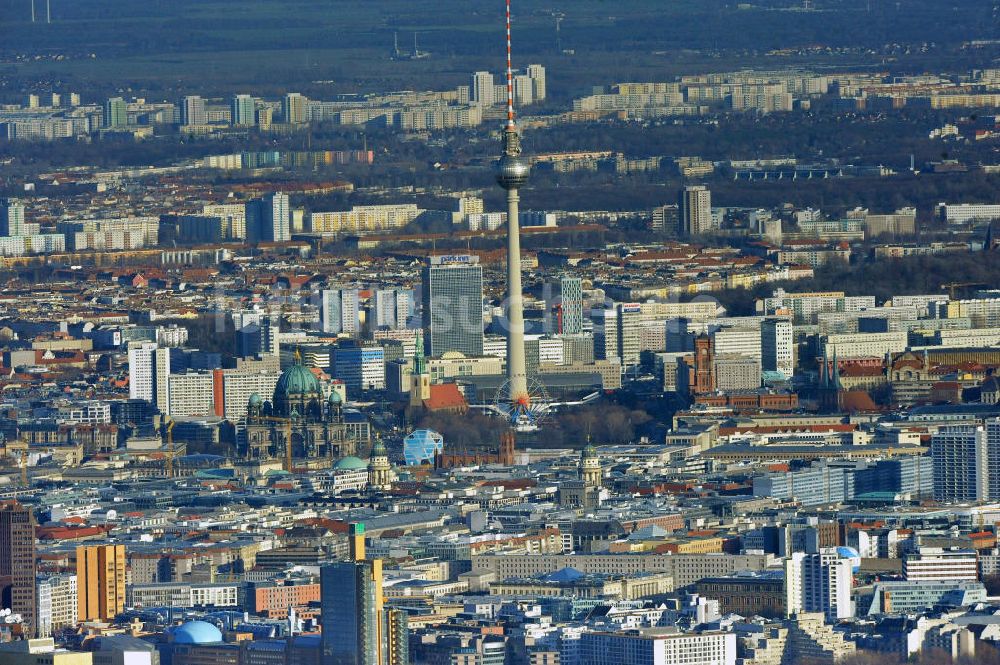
[170,621,223,644]
[334,455,368,471]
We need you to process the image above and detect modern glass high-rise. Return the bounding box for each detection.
[231,94,256,126]
[320,559,383,665]
[180,95,207,126]
[0,198,25,237]
[103,97,127,128]
[282,92,308,124]
[545,275,583,334]
[0,502,36,637]
[421,255,484,357]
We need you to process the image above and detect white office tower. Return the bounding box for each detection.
[761,318,794,378]
[784,549,855,621]
[321,288,361,336]
[371,289,411,330]
[679,185,712,236]
[931,425,988,502]
[128,342,171,412]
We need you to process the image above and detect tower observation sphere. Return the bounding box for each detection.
[496,149,530,190]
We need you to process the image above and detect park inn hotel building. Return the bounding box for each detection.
[421,255,485,358]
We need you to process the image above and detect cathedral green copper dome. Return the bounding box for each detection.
[334,455,368,471]
[274,362,321,401]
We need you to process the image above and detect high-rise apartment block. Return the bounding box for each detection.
[231,94,256,126]
[236,318,280,359]
[422,255,484,357]
[128,342,171,412]
[246,192,291,242]
[472,71,496,107]
[322,289,362,336]
[76,544,126,622]
[784,548,855,621]
[0,198,25,237]
[591,304,641,369]
[931,425,988,502]
[527,64,547,101]
[0,502,37,636]
[103,97,127,128]
[371,290,411,330]
[180,95,207,126]
[679,185,712,236]
[761,317,794,378]
[282,93,308,124]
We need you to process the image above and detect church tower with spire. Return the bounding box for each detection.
[368,435,393,490]
[410,331,431,408]
[580,439,602,488]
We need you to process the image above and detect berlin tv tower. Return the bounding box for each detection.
[495,0,531,423]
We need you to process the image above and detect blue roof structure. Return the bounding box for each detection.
[170,621,223,644]
[403,429,444,466]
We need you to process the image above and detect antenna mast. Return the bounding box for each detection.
[505,0,515,128]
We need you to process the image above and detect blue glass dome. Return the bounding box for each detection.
[170,621,223,644]
[403,429,444,466]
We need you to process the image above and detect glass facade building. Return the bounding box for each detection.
[320,560,383,665]
[421,255,484,357]
[403,429,444,465]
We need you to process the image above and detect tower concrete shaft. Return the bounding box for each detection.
[506,184,528,403]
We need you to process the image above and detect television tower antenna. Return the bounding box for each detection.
[494,0,534,430]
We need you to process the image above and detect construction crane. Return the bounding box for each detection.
[941,282,987,299]
[164,417,176,478]
[258,417,295,472]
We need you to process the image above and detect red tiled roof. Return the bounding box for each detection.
[424,384,467,411]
